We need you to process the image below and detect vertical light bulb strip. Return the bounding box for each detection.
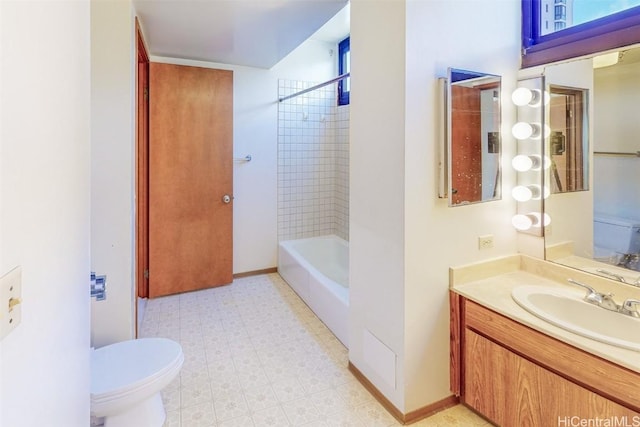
[511,77,549,236]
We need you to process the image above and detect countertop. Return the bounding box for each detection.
[452,269,640,374]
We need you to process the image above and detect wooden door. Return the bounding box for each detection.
[136,18,150,300]
[149,63,233,298]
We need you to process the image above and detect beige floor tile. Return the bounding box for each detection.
[181,401,216,427]
[144,274,491,427]
[250,405,291,427]
[281,396,321,425]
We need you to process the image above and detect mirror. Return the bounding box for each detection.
[543,48,640,284]
[547,86,589,194]
[444,68,502,206]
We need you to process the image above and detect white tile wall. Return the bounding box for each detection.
[277,79,350,242]
[334,105,350,240]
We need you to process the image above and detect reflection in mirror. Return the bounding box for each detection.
[547,86,588,193]
[447,68,501,206]
[543,48,640,285]
[592,48,640,277]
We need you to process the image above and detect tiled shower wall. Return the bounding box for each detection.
[277,79,350,242]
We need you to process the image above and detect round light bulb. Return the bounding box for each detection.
[512,88,534,106]
[512,186,533,202]
[542,186,550,199]
[529,212,552,227]
[512,214,533,231]
[527,154,550,171]
[526,123,548,140]
[512,88,548,107]
[512,122,534,140]
[512,155,533,172]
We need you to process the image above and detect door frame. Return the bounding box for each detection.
[135,18,150,307]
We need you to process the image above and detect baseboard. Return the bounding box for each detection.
[404,394,460,424]
[233,267,277,279]
[348,361,460,425]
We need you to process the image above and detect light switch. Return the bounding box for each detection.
[0,266,22,340]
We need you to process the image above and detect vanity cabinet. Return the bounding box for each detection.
[450,292,640,426]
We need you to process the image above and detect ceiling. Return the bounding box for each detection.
[133,0,350,69]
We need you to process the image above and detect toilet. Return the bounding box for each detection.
[91,338,184,427]
[593,214,640,261]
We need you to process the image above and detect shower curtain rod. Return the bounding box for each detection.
[278,73,350,102]
[594,151,640,157]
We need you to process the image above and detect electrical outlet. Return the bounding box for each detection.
[478,235,494,250]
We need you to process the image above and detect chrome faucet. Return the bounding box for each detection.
[568,279,640,317]
[621,299,640,318]
[596,269,625,282]
[595,269,640,287]
[567,279,620,312]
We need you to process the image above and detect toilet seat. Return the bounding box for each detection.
[91,338,183,419]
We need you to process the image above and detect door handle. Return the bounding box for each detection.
[222,194,232,204]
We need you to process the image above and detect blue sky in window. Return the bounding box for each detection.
[573,0,640,24]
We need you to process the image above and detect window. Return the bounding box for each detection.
[338,37,350,106]
[522,0,640,67]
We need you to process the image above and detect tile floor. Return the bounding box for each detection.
[139,273,491,427]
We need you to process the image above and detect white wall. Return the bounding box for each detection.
[91,0,137,347]
[0,1,91,425]
[350,0,521,412]
[594,60,640,154]
[151,38,336,274]
[350,0,407,409]
[404,0,521,411]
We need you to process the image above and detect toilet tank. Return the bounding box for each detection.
[594,214,640,254]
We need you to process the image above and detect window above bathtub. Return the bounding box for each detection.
[522,0,640,68]
[338,36,350,106]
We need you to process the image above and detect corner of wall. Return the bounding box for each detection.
[349,0,407,411]
[90,0,136,347]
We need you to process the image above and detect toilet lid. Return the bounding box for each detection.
[594,214,640,228]
[91,338,183,397]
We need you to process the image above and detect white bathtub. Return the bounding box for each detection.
[278,235,349,347]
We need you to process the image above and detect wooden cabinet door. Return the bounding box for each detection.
[148,63,233,297]
[464,330,637,426]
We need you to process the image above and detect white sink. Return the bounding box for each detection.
[512,286,640,352]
